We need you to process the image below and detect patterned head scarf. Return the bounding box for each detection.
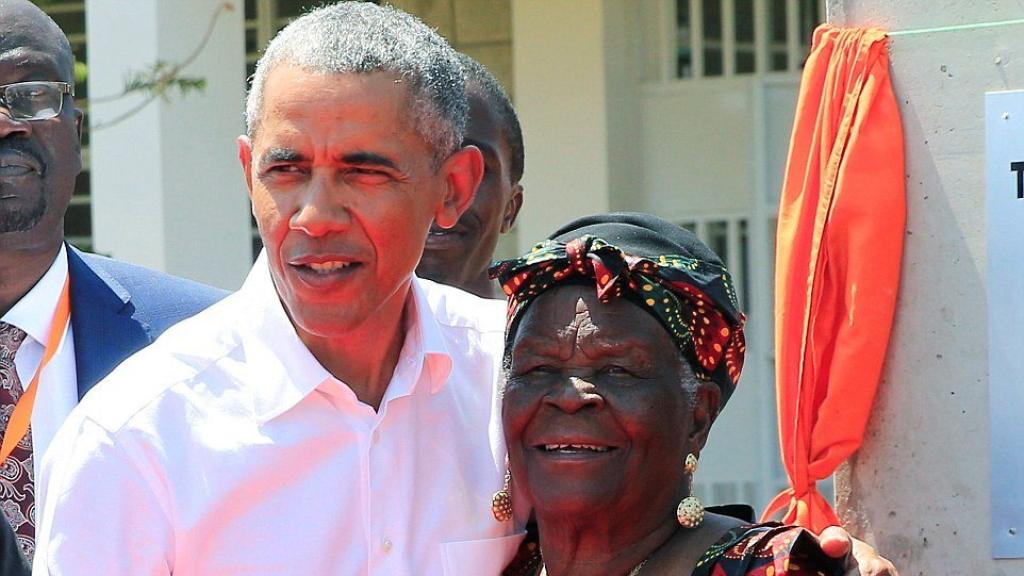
[489,212,747,406]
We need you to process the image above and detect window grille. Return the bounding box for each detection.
[37,1,91,251]
[679,217,749,308]
[676,0,824,79]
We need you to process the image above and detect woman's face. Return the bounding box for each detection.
[503,285,719,522]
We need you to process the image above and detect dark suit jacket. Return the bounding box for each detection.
[66,245,229,398]
[0,247,227,572]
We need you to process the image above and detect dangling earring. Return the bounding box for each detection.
[492,469,513,522]
[684,453,698,475]
[677,453,704,528]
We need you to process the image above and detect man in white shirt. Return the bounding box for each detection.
[34,3,522,575]
[0,0,224,568]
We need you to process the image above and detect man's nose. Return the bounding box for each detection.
[289,174,353,237]
[0,110,32,139]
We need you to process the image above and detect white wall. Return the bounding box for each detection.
[828,1,1024,573]
[638,79,756,219]
[511,0,614,251]
[86,0,251,289]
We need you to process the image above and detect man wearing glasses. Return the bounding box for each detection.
[0,0,224,567]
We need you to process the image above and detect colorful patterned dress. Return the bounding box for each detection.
[692,523,844,576]
[504,522,844,576]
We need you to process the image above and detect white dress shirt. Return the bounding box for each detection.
[35,253,523,576]
[0,244,78,479]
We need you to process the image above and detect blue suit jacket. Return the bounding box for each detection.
[0,248,226,573]
[66,246,229,399]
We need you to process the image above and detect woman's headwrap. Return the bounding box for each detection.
[489,212,747,406]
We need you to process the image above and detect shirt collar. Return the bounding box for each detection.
[237,251,334,422]
[402,276,453,396]
[239,253,453,422]
[1,244,69,347]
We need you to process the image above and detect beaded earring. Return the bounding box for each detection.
[492,469,513,522]
[677,453,704,528]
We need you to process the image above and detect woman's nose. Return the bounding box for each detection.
[544,376,605,413]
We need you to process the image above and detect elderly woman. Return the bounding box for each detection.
[491,213,843,576]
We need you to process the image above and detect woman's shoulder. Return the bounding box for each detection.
[690,522,845,576]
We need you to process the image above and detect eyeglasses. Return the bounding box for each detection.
[0,81,74,121]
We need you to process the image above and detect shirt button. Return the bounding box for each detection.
[381,537,393,553]
[372,430,381,444]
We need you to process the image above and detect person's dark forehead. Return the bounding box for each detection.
[467,92,502,135]
[0,7,73,79]
[0,45,63,73]
[466,93,509,158]
[517,286,660,339]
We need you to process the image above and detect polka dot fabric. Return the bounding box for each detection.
[490,234,747,405]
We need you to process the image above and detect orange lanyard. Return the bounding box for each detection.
[0,275,71,463]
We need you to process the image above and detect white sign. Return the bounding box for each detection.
[987,90,1024,559]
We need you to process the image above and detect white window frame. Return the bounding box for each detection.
[667,0,826,81]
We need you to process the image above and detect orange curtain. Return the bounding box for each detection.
[761,25,905,533]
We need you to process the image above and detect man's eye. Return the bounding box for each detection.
[345,167,392,181]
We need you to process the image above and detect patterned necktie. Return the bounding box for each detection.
[0,322,35,561]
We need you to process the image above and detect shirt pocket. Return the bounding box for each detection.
[440,531,526,576]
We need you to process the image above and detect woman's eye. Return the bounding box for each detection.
[531,365,559,374]
[509,364,557,380]
[602,365,633,376]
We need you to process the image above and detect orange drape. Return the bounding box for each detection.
[761,25,905,533]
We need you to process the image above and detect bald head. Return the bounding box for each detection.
[0,0,76,85]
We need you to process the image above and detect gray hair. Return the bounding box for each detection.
[245,1,467,162]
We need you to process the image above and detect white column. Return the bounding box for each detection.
[85,0,251,289]
[828,1,1024,573]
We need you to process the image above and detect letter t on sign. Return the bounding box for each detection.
[1012,162,1024,199]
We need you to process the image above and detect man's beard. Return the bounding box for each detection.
[0,195,46,233]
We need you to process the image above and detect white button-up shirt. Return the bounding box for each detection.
[1,244,78,477]
[35,254,522,575]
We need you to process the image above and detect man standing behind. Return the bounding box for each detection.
[0,0,224,565]
[417,53,523,298]
[35,3,519,574]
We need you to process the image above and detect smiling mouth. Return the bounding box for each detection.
[305,261,356,273]
[427,227,465,239]
[289,259,363,281]
[539,444,614,454]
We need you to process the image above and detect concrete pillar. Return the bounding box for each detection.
[85,0,251,289]
[511,0,641,252]
[828,1,1024,572]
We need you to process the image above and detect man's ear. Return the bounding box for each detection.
[238,135,255,200]
[500,183,524,234]
[74,108,84,142]
[687,381,721,456]
[434,145,484,229]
